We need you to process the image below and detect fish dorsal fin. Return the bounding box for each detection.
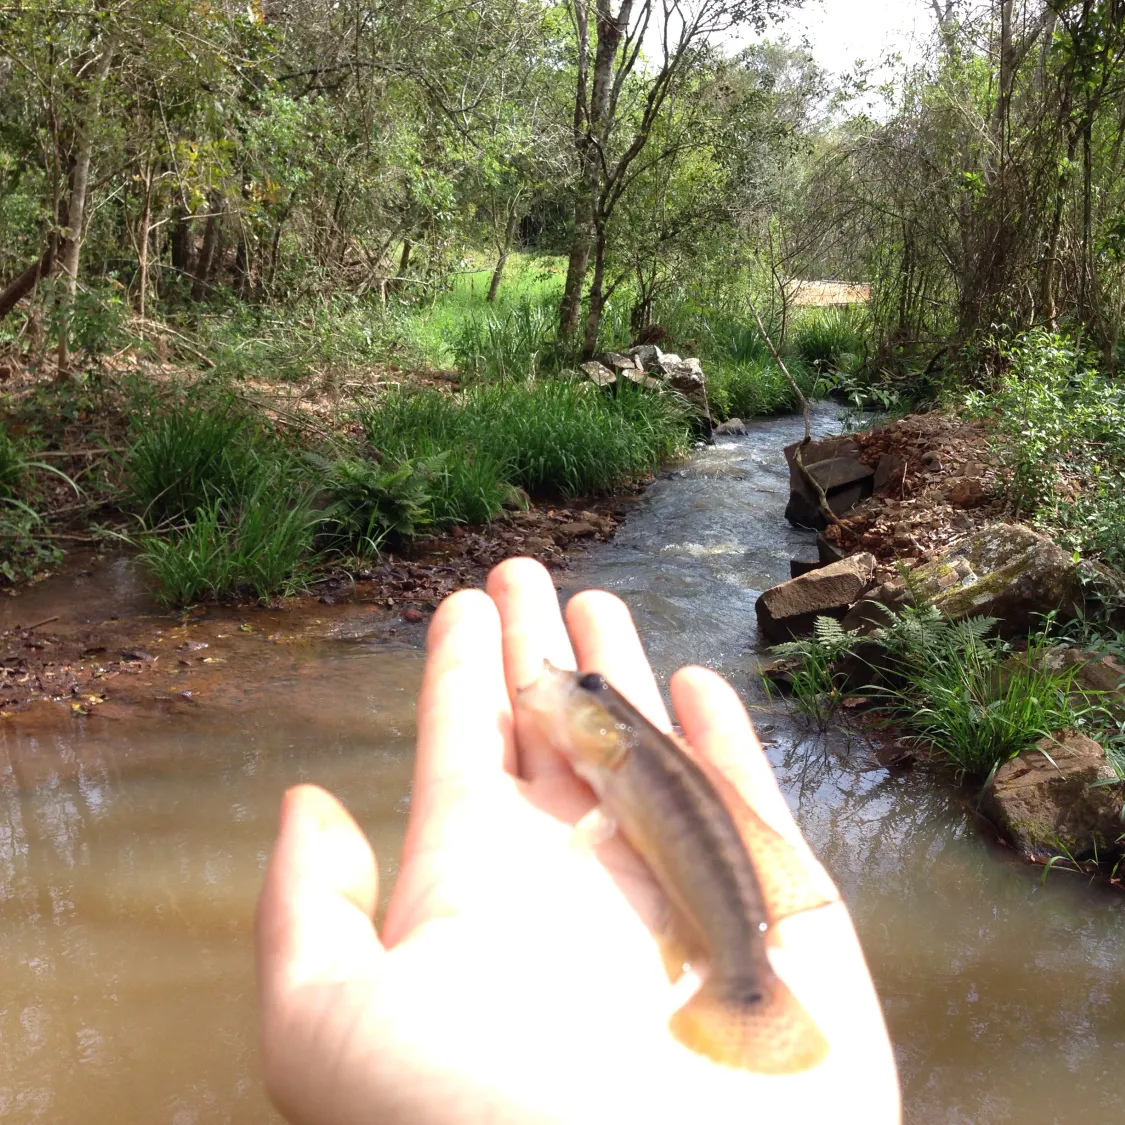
[681,740,840,926]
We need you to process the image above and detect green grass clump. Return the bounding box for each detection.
[791,307,870,374]
[126,399,320,604]
[139,481,319,606]
[707,357,813,420]
[871,607,1104,780]
[360,379,691,520]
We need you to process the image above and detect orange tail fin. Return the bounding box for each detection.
[669,977,828,1075]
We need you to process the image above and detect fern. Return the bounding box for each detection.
[768,615,859,730]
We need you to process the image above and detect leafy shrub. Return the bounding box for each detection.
[965,329,1125,563]
[316,455,437,555]
[0,425,24,499]
[0,508,62,583]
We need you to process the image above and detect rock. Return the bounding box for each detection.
[620,370,666,390]
[602,352,640,372]
[627,344,664,368]
[840,598,898,635]
[861,523,1083,638]
[661,357,713,438]
[816,532,847,566]
[790,557,823,579]
[523,535,554,551]
[758,657,795,692]
[873,453,907,496]
[553,520,598,544]
[755,552,877,643]
[981,732,1124,861]
[785,457,875,530]
[714,418,749,436]
[944,477,987,508]
[402,607,424,623]
[783,435,861,470]
[580,360,617,387]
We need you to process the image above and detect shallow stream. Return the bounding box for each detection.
[2,408,1123,1123]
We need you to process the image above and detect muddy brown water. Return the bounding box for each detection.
[2,407,1124,1123]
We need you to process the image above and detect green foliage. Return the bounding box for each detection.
[451,297,561,380]
[360,380,691,517]
[791,307,870,375]
[316,454,436,555]
[770,616,859,730]
[138,482,319,607]
[0,425,24,499]
[124,399,285,524]
[0,507,62,584]
[965,329,1125,566]
[870,606,1104,780]
[707,357,812,419]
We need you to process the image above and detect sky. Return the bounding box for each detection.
[770,0,932,78]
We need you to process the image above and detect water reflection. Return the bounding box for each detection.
[1,407,1123,1123]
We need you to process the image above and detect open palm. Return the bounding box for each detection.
[255,558,900,1124]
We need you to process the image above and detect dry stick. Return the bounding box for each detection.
[24,616,59,632]
[746,302,853,542]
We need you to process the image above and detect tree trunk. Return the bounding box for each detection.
[398,237,413,275]
[580,230,607,360]
[135,163,153,321]
[56,39,115,376]
[487,204,520,303]
[559,190,594,336]
[0,242,57,320]
[191,198,222,301]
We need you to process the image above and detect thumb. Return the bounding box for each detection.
[256,784,384,1002]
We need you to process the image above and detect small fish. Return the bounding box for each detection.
[516,662,835,1074]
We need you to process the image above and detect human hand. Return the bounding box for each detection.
[255,557,900,1124]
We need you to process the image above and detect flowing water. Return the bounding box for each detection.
[2,408,1123,1123]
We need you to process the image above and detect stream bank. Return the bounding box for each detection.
[1,406,1124,1124]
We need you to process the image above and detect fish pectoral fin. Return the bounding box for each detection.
[655,902,708,984]
[569,805,618,856]
[669,976,828,1075]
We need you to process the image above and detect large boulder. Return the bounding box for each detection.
[755,552,876,643]
[860,523,1081,637]
[785,457,875,530]
[980,732,1125,861]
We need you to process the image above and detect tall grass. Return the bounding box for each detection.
[360,379,691,515]
[791,306,870,374]
[871,607,1106,780]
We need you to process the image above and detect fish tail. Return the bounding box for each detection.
[669,977,828,1075]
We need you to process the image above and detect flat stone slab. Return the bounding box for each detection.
[755,552,876,643]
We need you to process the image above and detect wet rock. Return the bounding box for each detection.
[785,457,875,530]
[873,453,908,496]
[402,608,424,623]
[860,523,1082,637]
[580,360,617,387]
[755,552,877,643]
[121,649,154,662]
[790,557,823,579]
[981,732,1125,861]
[553,520,598,544]
[714,418,749,436]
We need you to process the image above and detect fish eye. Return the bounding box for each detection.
[578,672,607,693]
